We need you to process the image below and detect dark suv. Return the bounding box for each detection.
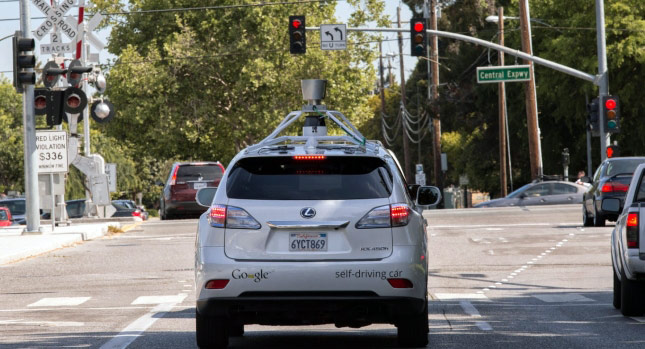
[160,162,225,220]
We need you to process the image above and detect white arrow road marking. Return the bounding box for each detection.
[28,297,90,307]
[100,293,187,349]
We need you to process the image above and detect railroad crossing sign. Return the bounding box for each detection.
[476,65,531,83]
[32,0,78,42]
[79,12,106,50]
[320,24,347,50]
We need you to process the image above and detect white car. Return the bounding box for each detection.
[608,163,645,316]
[193,80,441,348]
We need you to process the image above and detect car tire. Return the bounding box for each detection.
[397,302,429,348]
[613,258,621,309]
[593,203,605,227]
[620,266,645,316]
[582,204,593,227]
[196,310,228,349]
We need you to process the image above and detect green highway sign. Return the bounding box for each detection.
[476,65,531,83]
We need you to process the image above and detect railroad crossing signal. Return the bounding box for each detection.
[67,59,92,87]
[42,61,67,89]
[410,18,427,57]
[289,16,306,54]
[12,31,36,93]
[602,96,620,133]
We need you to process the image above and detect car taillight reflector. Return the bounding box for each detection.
[391,204,410,227]
[601,182,629,193]
[132,210,141,217]
[627,212,639,248]
[205,279,229,289]
[387,278,413,288]
[293,155,326,160]
[209,205,227,227]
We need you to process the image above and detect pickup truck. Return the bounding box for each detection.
[607,163,645,316]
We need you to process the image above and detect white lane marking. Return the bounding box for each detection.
[485,228,503,231]
[28,297,91,307]
[131,295,186,305]
[100,293,187,349]
[631,317,645,323]
[533,294,594,303]
[430,222,578,229]
[0,319,84,327]
[434,293,488,300]
[459,301,493,331]
[183,284,192,287]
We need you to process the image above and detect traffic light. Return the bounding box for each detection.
[289,16,306,54]
[410,18,427,57]
[606,145,620,158]
[602,95,620,133]
[42,61,67,89]
[67,59,92,87]
[587,98,599,134]
[12,31,36,93]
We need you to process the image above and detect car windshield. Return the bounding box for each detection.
[176,165,223,182]
[507,184,532,198]
[605,159,645,177]
[226,156,393,200]
[0,200,25,216]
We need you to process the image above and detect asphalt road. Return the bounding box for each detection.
[0,205,642,348]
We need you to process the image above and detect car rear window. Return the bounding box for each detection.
[0,200,25,216]
[176,164,223,182]
[605,159,645,177]
[226,156,393,200]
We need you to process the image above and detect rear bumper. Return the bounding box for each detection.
[165,200,206,215]
[624,250,645,279]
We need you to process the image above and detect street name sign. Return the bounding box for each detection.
[320,24,347,50]
[476,65,531,83]
[36,131,68,174]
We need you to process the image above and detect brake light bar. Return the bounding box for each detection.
[293,155,326,160]
[627,212,639,248]
[601,182,629,193]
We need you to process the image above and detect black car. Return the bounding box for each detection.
[582,157,645,226]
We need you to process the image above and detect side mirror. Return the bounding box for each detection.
[407,184,420,201]
[416,186,442,207]
[601,198,621,214]
[196,187,217,207]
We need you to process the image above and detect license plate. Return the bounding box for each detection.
[193,182,207,189]
[289,233,327,251]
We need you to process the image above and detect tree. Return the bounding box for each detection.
[0,79,24,193]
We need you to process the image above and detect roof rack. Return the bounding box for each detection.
[244,107,380,155]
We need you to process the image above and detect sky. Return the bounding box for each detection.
[0,1,416,83]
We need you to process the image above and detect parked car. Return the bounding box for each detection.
[582,157,645,227]
[66,199,143,220]
[113,200,149,220]
[606,163,645,316]
[160,162,225,220]
[474,180,587,208]
[0,207,12,226]
[0,198,26,224]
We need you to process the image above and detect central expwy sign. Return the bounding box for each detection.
[476,65,531,83]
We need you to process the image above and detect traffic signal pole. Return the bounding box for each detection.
[396,7,412,181]
[595,0,610,161]
[430,0,442,190]
[19,0,41,234]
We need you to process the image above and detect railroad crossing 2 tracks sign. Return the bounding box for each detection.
[320,24,347,50]
[477,65,531,83]
[36,131,68,174]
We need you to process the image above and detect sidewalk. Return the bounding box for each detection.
[0,219,142,265]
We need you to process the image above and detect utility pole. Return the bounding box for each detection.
[497,7,508,197]
[19,0,40,234]
[430,0,442,189]
[595,0,609,161]
[379,41,388,147]
[519,0,543,180]
[397,7,412,181]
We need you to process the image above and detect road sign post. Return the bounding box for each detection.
[476,65,531,83]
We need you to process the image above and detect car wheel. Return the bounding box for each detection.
[582,204,593,227]
[620,266,645,316]
[228,321,244,337]
[593,203,605,227]
[397,302,429,348]
[613,258,621,310]
[196,310,228,348]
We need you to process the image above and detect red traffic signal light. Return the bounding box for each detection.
[410,18,427,57]
[602,95,620,133]
[289,15,306,54]
[606,145,620,158]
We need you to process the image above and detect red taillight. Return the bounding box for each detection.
[602,182,629,193]
[387,278,413,288]
[209,205,227,227]
[169,165,179,185]
[132,209,141,217]
[627,212,639,248]
[205,279,229,289]
[390,204,410,227]
[293,155,326,160]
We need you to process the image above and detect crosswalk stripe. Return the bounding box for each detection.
[27,297,91,307]
[131,295,187,305]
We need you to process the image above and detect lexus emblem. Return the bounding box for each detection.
[300,207,316,219]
